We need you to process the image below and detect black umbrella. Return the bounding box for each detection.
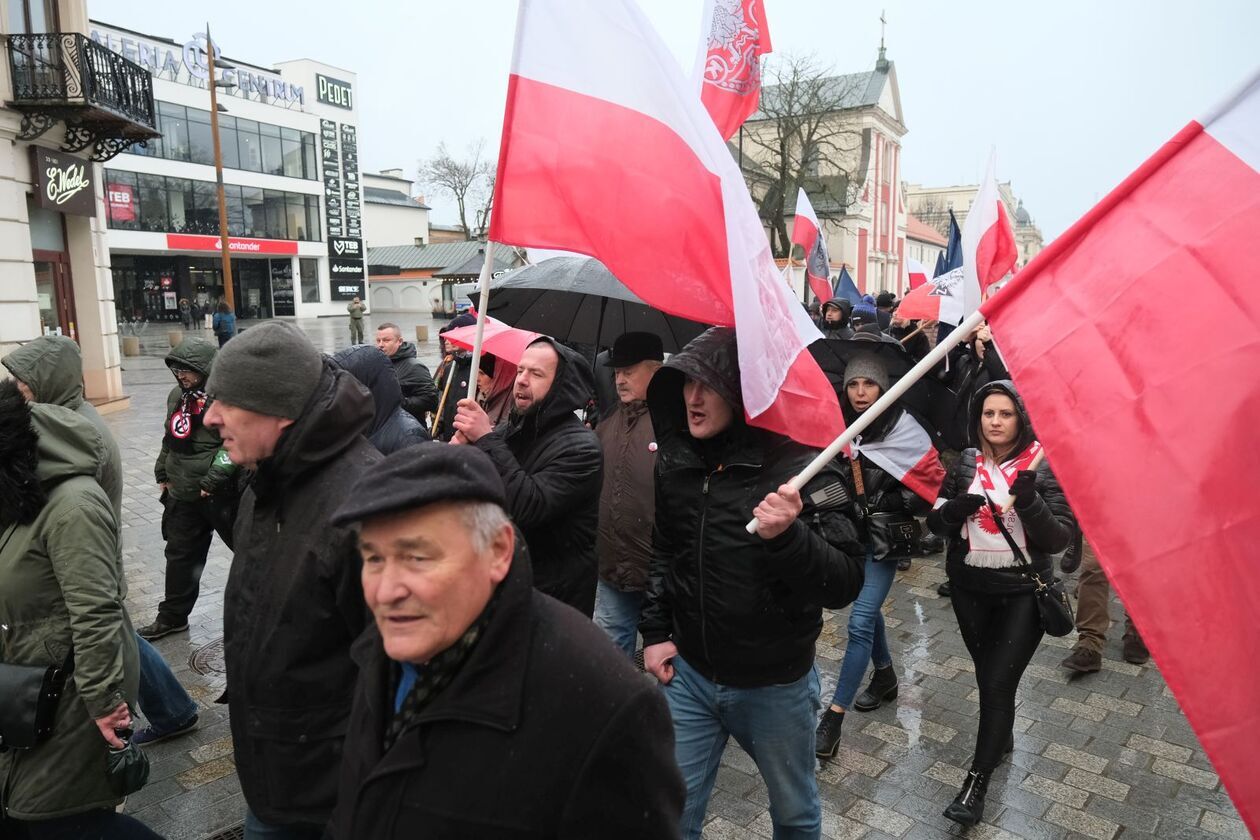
[472,256,709,353]
[810,334,951,439]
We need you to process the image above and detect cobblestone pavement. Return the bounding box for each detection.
[107,319,1248,840]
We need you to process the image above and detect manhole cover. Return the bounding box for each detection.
[201,824,244,840]
[190,637,226,675]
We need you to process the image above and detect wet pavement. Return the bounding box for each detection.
[106,317,1247,840]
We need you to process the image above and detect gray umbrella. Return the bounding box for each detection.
[471,256,709,353]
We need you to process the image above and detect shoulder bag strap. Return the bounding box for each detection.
[981,494,1050,590]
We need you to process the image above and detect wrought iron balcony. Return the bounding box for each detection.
[6,32,159,160]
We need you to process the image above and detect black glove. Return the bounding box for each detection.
[1008,470,1038,509]
[939,493,987,525]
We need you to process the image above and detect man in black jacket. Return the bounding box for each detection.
[333,344,426,455]
[639,328,866,839]
[452,338,603,616]
[375,322,438,428]
[204,321,381,838]
[327,443,683,838]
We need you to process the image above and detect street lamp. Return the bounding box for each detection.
[205,23,236,313]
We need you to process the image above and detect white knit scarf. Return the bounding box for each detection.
[961,442,1042,568]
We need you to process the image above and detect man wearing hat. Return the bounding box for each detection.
[875,290,897,330]
[203,321,381,839]
[593,332,664,656]
[328,443,684,838]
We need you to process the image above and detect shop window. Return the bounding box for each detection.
[284,194,305,241]
[104,170,140,230]
[139,174,168,232]
[159,102,190,162]
[224,184,246,237]
[281,127,304,179]
[237,118,262,173]
[299,258,320,303]
[242,187,265,237]
[217,114,240,169]
[260,123,283,177]
[305,194,322,242]
[187,108,215,167]
[263,189,288,239]
[302,133,318,180]
[190,181,218,234]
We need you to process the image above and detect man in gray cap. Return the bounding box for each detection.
[328,442,684,838]
[593,332,664,657]
[203,320,381,839]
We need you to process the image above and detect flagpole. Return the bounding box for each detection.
[745,307,987,534]
[466,241,497,402]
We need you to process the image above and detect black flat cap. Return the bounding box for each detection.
[609,332,664,367]
[332,442,506,525]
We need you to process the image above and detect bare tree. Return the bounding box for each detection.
[738,54,866,257]
[419,140,493,240]
[909,195,950,237]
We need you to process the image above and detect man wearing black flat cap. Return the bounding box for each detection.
[593,332,664,656]
[328,443,684,839]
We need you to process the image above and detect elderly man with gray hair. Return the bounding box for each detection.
[328,442,684,838]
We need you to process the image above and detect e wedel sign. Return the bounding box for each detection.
[316,74,354,110]
[165,234,299,255]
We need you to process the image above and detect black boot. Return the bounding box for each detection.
[853,664,898,712]
[814,708,844,759]
[943,770,991,826]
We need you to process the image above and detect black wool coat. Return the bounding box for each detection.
[329,545,685,839]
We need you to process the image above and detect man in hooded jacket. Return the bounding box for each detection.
[639,327,866,838]
[452,337,603,616]
[333,344,426,455]
[374,323,438,428]
[203,321,381,837]
[818,297,854,339]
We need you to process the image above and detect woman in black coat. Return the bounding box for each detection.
[927,380,1075,826]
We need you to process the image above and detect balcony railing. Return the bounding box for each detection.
[6,32,158,159]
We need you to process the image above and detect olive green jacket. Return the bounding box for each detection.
[153,338,237,502]
[0,403,139,820]
[347,302,366,321]
[1,336,123,520]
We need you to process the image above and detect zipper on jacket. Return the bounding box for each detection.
[697,467,717,682]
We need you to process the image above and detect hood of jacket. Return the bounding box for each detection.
[514,338,595,433]
[1,335,85,409]
[332,344,403,437]
[0,382,103,525]
[253,358,374,494]
[647,327,742,439]
[391,341,419,362]
[165,336,217,379]
[821,298,852,325]
[968,379,1036,455]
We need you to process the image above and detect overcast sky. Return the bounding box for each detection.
[90,0,1259,241]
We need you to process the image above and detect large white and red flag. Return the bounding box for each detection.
[905,256,930,291]
[791,188,833,305]
[697,0,772,141]
[897,151,1017,324]
[851,413,944,503]
[489,0,841,448]
[983,69,1260,837]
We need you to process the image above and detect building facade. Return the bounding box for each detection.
[905,181,1045,267]
[366,241,518,316]
[363,167,430,248]
[93,21,368,324]
[2,0,159,405]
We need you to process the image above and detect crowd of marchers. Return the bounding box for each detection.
[0,291,1148,839]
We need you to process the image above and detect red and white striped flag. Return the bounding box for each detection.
[852,412,944,503]
[906,257,929,291]
[983,69,1260,837]
[697,0,772,141]
[792,188,833,305]
[489,0,842,448]
[897,151,1017,324]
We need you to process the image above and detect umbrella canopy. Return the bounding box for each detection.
[810,334,950,440]
[442,317,542,367]
[473,256,709,353]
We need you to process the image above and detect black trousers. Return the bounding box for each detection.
[950,583,1043,772]
[3,810,164,839]
[158,494,236,625]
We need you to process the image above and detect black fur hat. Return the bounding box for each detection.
[0,379,46,525]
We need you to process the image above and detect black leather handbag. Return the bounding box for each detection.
[0,652,73,751]
[988,501,1075,637]
[850,460,921,561]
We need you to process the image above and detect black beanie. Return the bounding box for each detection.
[205,322,322,419]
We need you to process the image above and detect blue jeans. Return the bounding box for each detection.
[244,808,323,840]
[137,634,198,733]
[830,550,896,709]
[592,581,645,657]
[663,655,821,839]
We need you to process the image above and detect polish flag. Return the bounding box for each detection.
[982,69,1260,837]
[697,0,772,141]
[489,0,842,448]
[792,188,833,305]
[896,151,1017,324]
[906,257,929,291]
[851,412,944,503]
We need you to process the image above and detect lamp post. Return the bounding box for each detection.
[205,24,236,313]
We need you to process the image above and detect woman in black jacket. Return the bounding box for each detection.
[815,353,938,759]
[927,380,1075,826]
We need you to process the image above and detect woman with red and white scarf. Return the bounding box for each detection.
[927,380,1075,827]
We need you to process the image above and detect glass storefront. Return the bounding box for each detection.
[112,255,298,323]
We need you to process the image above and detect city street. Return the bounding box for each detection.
[108,318,1248,840]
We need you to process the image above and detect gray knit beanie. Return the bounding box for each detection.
[843,352,890,392]
[206,321,322,419]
